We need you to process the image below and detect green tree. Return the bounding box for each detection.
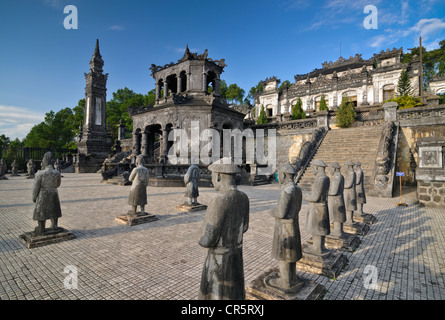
[219,80,228,99]
[279,80,291,91]
[318,94,329,111]
[397,69,412,97]
[23,108,77,149]
[0,134,10,151]
[291,97,306,120]
[225,83,245,104]
[335,95,356,128]
[257,105,268,124]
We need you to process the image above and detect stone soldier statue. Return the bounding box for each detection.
[54,158,61,172]
[354,161,367,217]
[27,159,36,178]
[32,152,62,235]
[0,158,6,178]
[127,154,149,215]
[11,159,19,175]
[328,162,346,238]
[198,158,249,300]
[184,164,200,205]
[303,159,330,257]
[269,162,303,290]
[343,161,357,224]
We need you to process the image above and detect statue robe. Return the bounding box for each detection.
[184,165,199,198]
[271,182,302,262]
[32,165,62,221]
[304,173,330,236]
[328,173,346,223]
[198,189,249,300]
[344,170,357,211]
[355,168,366,204]
[127,165,149,206]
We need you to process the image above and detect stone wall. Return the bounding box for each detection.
[417,181,445,207]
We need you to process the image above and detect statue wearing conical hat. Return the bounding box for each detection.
[303,159,330,257]
[269,162,303,290]
[328,162,346,238]
[198,158,249,300]
[354,161,366,217]
[343,161,357,224]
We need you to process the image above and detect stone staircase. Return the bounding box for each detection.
[297,125,384,192]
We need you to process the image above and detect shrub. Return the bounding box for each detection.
[291,97,306,120]
[257,105,268,124]
[335,96,356,128]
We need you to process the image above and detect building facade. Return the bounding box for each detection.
[255,48,421,119]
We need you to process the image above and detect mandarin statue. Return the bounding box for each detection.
[303,159,330,258]
[198,158,249,300]
[32,152,62,235]
[269,162,303,290]
[27,159,36,178]
[328,162,346,238]
[354,161,367,216]
[127,154,150,216]
[184,164,200,205]
[343,161,357,224]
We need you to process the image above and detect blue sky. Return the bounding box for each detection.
[1,0,445,140]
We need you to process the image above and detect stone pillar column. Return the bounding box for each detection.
[141,132,149,157]
[317,110,329,129]
[155,82,160,100]
[164,80,169,99]
[202,72,207,92]
[162,128,169,160]
[132,131,141,156]
[214,78,220,96]
[177,75,182,93]
[117,119,125,140]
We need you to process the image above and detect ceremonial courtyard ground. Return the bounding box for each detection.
[0,173,444,300]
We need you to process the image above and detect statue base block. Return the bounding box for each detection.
[0,176,9,180]
[296,247,348,279]
[246,268,326,300]
[341,221,370,236]
[175,203,207,212]
[353,213,377,225]
[19,227,76,249]
[115,212,158,226]
[308,233,360,252]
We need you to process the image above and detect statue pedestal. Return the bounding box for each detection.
[19,227,76,249]
[115,212,158,226]
[341,221,370,236]
[246,268,326,300]
[175,203,207,212]
[296,246,348,279]
[308,233,360,252]
[353,213,377,225]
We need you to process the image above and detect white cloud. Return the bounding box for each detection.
[108,25,125,31]
[410,18,445,39]
[0,105,45,140]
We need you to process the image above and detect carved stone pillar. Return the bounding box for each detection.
[177,75,182,93]
[141,132,149,157]
[202,72,207,92]
[214,78,220,96]
[155,82,160,100]
[164,80,169,99]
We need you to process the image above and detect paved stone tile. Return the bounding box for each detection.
[1,173,445,300]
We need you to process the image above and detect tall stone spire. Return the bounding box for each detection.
[76,39,112,173]
[89,39,104,73]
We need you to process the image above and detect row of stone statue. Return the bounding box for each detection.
[196,158,371,300]
[19,151,368,299]
[0,158,51,179]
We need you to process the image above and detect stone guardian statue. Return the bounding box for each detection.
[198,158,249,300]
[303,159,330,258]
[343,161,357,225]
[354,161,366,216]
[269,162,303,290]
[184,164,200,205]
[32,152,62,235]
[127,154,149,216]
[328,162,346,238]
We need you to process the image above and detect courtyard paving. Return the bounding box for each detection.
[0,173,444,301]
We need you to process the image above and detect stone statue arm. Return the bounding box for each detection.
[356,171,363,185]
[243,194,249,233]
[32,174,41,203]
[271,189,292,219]
[56,172,61,188]
[129,167,137,182]
[344,172,354,189]
[303,177,323,203]
[329,175,341,196]
[198,197,225,248]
